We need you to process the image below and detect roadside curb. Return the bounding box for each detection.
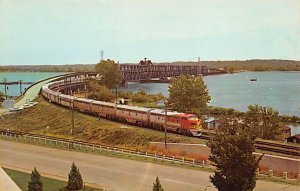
[0,166,21,191]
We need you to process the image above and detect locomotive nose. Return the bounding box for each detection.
[193,119,201,130]
[189,119,201,130]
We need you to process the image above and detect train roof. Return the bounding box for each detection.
[150,109,196,117]
[117,104,152,112]
[47,89,60,96]
[92,100,116,107]
[59,94,74,99]
[150,109,182,115]
[74,97,94,103]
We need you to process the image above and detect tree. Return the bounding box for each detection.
[28,168,43,191]
[228,67,234,73]
[0,91,4,102]
[168,75,210,115]
[87,79,114,102]
[244,105,282,140]
[66,162,83,191]
[208,126,262,191]
[95,59,121,89]
[153,177,164,191]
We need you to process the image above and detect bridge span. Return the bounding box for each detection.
[120,64,226,82]
[53,64,227,85]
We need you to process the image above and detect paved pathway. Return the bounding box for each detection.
[0,166,21,191]
[0,140,298,191]
[1,75,64,117]
[1,76,60,116]
[14,76,61,107]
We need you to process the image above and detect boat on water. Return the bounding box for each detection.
[250,78,257,81]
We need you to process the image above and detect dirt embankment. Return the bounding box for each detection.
[0,97,204,150]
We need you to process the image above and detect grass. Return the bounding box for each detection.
[257,173,300,186]
[0,97,205,151]
[3,168,101,191]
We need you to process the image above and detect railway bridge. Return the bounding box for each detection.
[120,64,226,82]
[61,64,227,84]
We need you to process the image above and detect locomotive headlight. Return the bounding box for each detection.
[188,115,201,130]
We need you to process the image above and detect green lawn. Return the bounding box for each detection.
[3,168,102,191]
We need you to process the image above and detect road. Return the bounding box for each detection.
[0,140,298,191]
[0,76,60,116]
[14,76,61,107]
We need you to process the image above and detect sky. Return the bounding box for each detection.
[0,0,299,65]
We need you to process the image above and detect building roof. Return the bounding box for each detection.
[281,125,291,131]
[289,134,300,140]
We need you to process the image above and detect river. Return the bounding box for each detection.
[1,71,300,135]
[120,71,300,135]
[0,72,65,96]
[121,71,300,116]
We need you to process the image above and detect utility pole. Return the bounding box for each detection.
[69,77,72,96]
[100,50,104,61]
[3,78,7,99]
[262,107,267,139]
[115,85,118,105]
[19,80,22,95]
[71,108,74,135]
[70,100,75,149]
[164,100,168,149]
[198,57,200,76]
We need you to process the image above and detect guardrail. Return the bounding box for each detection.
[21,73,72,96]
[0,130,209,168]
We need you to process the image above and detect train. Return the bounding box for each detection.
[41,78,202,136]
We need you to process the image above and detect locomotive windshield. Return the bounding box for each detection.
[188,116,199,120]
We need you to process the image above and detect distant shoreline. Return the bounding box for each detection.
[1,59,300,73]
[1,69,300,73]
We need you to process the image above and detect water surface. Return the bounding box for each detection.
[0,72,65,96]
[121,71,300,116]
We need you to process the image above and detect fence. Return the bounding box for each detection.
[1,131,300,181]
[0,131,208,168]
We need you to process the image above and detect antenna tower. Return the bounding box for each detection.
[100,50,104,61]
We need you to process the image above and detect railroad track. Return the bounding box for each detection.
[255,140,300,150]
[1,129,299,158]
[193,133,300,157]
[254,140,300,157]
